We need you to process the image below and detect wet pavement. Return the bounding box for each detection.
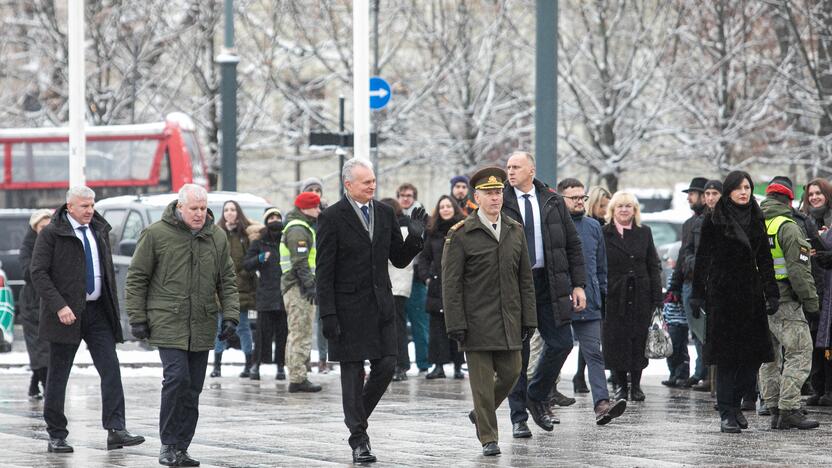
[2,360,832,468]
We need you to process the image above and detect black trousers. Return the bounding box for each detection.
[44,299,125,439]
[428,313,464,366]
[810,326,832,395]
[340,356,396,449]
[254,309,287,366]
[716,364,758,419]
[158,348,209,450]
[394,296,410,371]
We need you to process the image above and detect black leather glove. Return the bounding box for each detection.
[218,319,238,341]
[521,326,535,341]
[688,297,703,319]
[407,206,428,238]
[322,315,340,339]
[766,297,780,316]
[448,330,466,344]
[664,291,681,304]
[131,322,149,340]
[814,250,832,269]
[303,287,317,305]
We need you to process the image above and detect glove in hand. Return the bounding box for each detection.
[218,319,237,341]
[448,330,466,344]
[766,297,780,316]
[303,287,317,305]
[322,315,340,339]
[131,322,149,340]
[521,326,535,341]
[407,207,428,238]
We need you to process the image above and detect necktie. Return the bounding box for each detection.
[360,205,370,224]
[492,223,497,230]
[522,194,536,265]
[79,226,95,295]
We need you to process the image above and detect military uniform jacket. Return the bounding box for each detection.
[442,210,537,352]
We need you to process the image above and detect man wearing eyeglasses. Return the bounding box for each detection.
[503,151,587,438]
[557,178,627,424]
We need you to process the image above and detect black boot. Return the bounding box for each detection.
[249,362,260,380]
[239,353,252,378]
[453,363,464,379]
[630,370,645,401]
[276,365,286,380]
[613,371,629,401]
[426,366,446,379]
[210,352,222,378]
[28,371,42,400]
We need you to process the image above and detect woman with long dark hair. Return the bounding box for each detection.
[691,171,778,433]
[211,200,258,378]
[417,195,466,379]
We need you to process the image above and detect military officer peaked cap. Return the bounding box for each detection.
[471,166,507,190]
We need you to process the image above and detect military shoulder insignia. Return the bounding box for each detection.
[800,246,810,263]
[450,220,466,232]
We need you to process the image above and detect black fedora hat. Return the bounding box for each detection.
[682,177,708,193]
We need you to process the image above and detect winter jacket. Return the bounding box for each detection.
[442,211,537,352]
[243,225,285,312]
[19,228,39,325]
[502,179,586,326]
[280,209,317,295]
[692,199,777,367]
[30,205,122,345]
[125,200,240,352]
[571,214,607,322]
[669,212,704,292]
[760,198,819,314]
[225,224,257,309]
[602,223,663,371]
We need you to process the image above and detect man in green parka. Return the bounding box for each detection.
[442,166,537,457]
[126,184,239,467]
[760,176,819,431]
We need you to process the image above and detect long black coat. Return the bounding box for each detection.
[602,223,662,371]
[502,179,586,326]
[415,226,448,313]
[316,197,423,362]
[19,228,49,368]
[30,205,122,345]
[692,202,777,367]
[243,226,285,312]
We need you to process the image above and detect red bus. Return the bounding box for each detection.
[0,113,210,208]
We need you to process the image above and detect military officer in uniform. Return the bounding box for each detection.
[442,167,537,456]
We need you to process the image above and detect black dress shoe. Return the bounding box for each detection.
[107,428,145,450]
[176,449,201,467]
[549,388,576,406]
[512,421,532,438]
[352,442,377,463]
[425,367,446,379]
[47,437,73,453]
[526,399,554,431]
[720,418,741,433]
[159,445,177,466]
[573,377,590,394]
[661,379,678,387]
[735,410,748,429]
[482,441,501,456]
[630,386,646,402]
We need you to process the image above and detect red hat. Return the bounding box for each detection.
[294,192,321,209]
[765,176,794,201]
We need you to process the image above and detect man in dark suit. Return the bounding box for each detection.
[317,158,426,464]
[30,186,144,453]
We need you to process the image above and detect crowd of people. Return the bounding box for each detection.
[15,153,832,465]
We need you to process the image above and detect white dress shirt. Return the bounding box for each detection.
[514,187,544,269]
[66,214,102,301]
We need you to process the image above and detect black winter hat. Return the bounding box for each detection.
[682,177,708,193]
[704,180,723,193]
[766,175,795,200]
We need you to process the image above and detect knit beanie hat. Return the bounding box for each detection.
[294,192,321,209]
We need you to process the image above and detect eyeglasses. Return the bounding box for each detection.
[563,195,589,202]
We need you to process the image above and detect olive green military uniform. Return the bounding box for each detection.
[442,170,537,447]
[759,198,818,411]
[280,209,318,385]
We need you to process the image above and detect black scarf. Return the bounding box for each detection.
[809,206,829,227]
[437,218,457,236]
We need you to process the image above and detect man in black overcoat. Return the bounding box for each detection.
[29,186,144,453]
[316,159,426,464]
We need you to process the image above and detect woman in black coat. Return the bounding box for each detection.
[243,207,288,380]
[691,171,778,433]
[602,191,662,402]
[416,195,465,379]
[19,210,53,399]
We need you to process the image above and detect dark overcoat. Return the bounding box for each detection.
[602,223,662,371]
[316,197,423,362]
[502,179,586,326]
[243,225,285,312]
[692,202,777,367]
[415,227,447,313]
[30,205,122,345]
[19,228,49,368]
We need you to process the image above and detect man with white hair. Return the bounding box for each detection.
[30,186,145,453]
[126,184,239,467]
[317,159,426,464]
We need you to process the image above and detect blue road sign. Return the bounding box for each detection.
[369,76,391,110]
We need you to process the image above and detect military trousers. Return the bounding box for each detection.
[759,300,813,410]
[284,286,315,384]
[467,350,522,445]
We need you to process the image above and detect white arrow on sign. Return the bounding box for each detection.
[369,88,389,98]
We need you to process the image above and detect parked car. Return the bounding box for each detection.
[657,241,682,291]
[0,209,37,312]
[0,264,14,352]
[641,209,687,247]
[96,191,272,340]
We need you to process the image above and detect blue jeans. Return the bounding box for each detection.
[666,323,690,382]
[405,281,430,370]
[214,308,252,355]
